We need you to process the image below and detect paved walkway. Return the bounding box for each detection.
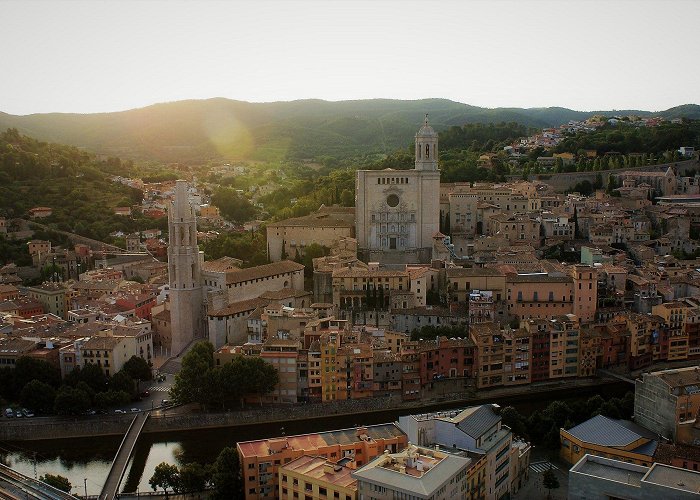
[514,450,569,500]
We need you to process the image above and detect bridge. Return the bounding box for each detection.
[598,369,635,385]
[0,462,78,499]
[99,411,150,500]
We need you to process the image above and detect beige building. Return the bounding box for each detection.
[355,117,440,264]
[25,282,69,319]
[204,260,305,304]
[278,455,356,500]
[80,334,132,377]
[266,206,355,262]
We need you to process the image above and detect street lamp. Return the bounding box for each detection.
[83,478,88,498]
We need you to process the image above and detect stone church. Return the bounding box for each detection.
[355,116,441,263]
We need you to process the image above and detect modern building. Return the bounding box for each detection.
[560,414,658,466]
[398,404,531,499]
[568,454,700,500]
[167,180,205,355]
[351,444,471,500]
[355,116,440,264]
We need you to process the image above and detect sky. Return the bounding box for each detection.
[1,0,699,115]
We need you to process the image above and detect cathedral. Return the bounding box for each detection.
[167,180,205,355]
[355,116,441,263]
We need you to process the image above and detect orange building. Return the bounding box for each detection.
[237,424,407,500]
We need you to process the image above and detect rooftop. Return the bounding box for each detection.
[225,260,304,285]
[351,444,470,497]
[237,423,406,459]
[644,463,700,494]
[564,415,657,450]
[281,455,356,490]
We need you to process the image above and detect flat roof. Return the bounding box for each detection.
[576,457,645,487]
[281,455,356,490]
[644,463,700,494]
[237,423,406,459]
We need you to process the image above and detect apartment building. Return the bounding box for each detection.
[352,444,471,500]
[237,424,407,499]
[278,455,356,500]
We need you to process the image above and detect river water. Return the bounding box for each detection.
[0,383,628,496]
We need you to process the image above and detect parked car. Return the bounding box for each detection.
[21,409,34,418]
[14,410,23,418]
[5,408,13,418]
[114,409,126,414]
[161,399,170,406]
[130,408,140,413]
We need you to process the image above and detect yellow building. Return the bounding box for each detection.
[560,415,658,466]
[653,301,690,361]
[278,455,357,500]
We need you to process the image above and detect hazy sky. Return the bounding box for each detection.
[2,0,698,115]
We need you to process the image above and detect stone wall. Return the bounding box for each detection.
[507,159,698,193]
[0,377,622,441]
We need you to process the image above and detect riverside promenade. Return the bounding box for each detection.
[0,377,626,442]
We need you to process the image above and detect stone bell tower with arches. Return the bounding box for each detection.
[415,113,439,172]
[355,115,440,264]
[168,180,204,355]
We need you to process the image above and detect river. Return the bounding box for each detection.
[0,383,629,496]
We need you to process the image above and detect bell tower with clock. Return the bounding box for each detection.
[355,116,441,263]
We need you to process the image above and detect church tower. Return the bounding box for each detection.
[415,114,438,171]
[168,180,204,355]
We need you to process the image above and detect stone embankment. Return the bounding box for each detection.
[0,377,624,441]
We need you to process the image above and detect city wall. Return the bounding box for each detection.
[506,159,698,192]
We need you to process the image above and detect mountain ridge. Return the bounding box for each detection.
[1,98,698,163]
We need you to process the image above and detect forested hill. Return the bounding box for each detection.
[1,98,699,163]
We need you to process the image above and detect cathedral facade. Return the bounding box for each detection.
[355,116,441,264]
[168,180,205,355]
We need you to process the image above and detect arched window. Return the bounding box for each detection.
[425,144,430,159]
[433,144,436,158]
[418,144,422,159]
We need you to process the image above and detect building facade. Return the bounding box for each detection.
[355,116,440,264]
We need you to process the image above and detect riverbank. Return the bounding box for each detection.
[0,376,629,441]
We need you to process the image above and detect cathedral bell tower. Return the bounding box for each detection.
[415,114,439,171]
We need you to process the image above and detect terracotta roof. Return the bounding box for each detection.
[200,256,242,273]
[225,261,304,285]
[209,297,270,318]
[81,335,123,350]
[446,267,504,278]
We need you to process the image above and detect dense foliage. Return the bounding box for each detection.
[0,129,166,243]
[501,392,635,448]
[170,341,279,409]
[149,446,243,497]
[555,121,700,155]
[410,325,468,341]
[0,355,149,415]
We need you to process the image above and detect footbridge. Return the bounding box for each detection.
[99,411,150,500]
[0,462,78,499]
[597,369,635,385]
